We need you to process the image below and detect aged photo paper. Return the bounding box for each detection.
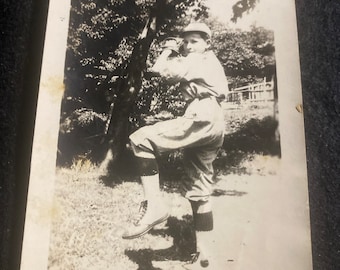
[20,0,312,269]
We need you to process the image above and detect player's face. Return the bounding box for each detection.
[182,33,209,54]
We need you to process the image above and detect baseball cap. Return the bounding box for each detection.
[182,22,212,38]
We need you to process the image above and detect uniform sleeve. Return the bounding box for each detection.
[151,57,189,82]
[152,52,228,98]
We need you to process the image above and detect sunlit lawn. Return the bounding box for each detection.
[48,162,195,270]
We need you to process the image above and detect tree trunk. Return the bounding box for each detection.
[99,0,166,173]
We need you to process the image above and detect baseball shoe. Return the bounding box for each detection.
[122,200,169,239]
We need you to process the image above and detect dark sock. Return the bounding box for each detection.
[190,200,214,231]
[135,157,159,176]
[193,211,214,231]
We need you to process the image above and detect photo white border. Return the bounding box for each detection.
[20,0,71,269]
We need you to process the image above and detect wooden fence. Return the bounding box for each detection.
[226,81,275,104]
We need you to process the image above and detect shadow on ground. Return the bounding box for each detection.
[212,189,247,197]
[125,216,195,270]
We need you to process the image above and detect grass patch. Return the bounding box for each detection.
[48,167,194,270]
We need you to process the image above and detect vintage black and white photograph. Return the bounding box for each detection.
[20,0,312,269]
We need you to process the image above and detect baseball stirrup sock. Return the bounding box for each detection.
[193,211,214,231]
[136,157,159,176]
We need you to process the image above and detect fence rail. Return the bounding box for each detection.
[226,81,274,103]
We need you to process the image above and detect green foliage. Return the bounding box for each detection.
[214,116,280,175]
[64,0,208,115]
[209,21,275,88]
[67,0,207,77]
[130,77,186,130]
[58,108,108,166]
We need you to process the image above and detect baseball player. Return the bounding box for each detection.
[123,22,228,269]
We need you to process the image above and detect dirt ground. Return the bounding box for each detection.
[48,156,312,270]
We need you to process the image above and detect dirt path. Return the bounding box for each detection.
[207,173,312,270]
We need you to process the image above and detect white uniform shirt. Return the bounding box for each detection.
[152,50,229,101]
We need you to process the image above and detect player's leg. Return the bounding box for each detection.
[122,118,194,239]
[122,142,169,239]
[183,145,221,269]
[185,199,213,269]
